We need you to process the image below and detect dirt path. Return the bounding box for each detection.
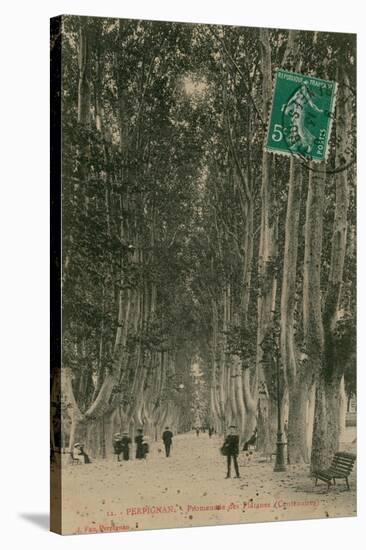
[59,432,356,535]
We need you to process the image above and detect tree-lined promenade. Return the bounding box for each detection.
[59,432,356,534]
[53,16,356,475]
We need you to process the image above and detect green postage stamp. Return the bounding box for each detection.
[265,69,338,161]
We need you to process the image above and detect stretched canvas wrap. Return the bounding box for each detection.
[50,15,357,536]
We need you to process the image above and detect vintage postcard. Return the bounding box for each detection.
[50,15,356,535]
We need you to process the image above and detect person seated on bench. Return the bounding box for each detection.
[73,442,91,464]
[70,443,81,464]
[243,427,257,451]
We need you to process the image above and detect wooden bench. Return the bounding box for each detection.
[314,451,356,491]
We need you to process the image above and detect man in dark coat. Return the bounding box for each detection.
[142,437,150,459]
[135,428,144,459]
[113,433,123,461]
[222,426,240,478]
[162,427,173,457]
[121,432,132,461]
[79,444,91,464]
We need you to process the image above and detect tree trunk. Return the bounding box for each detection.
[256,28,278,452]
[242,368,257,441]
[311,370,343,472]
[338,376,347,443]
[310,68,351,471]
[288,377,311,463]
